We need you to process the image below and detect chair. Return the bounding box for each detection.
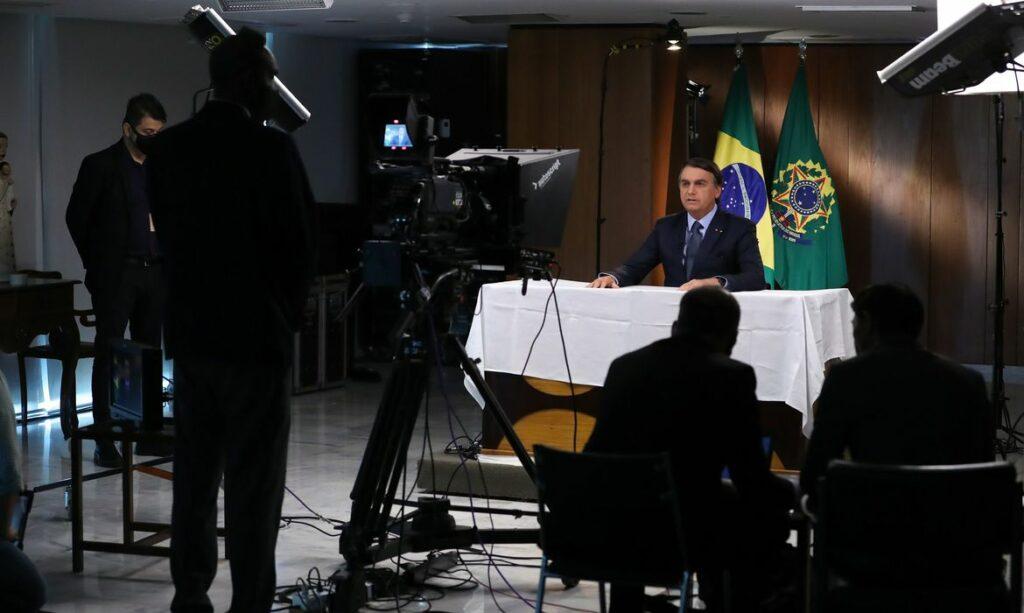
[813,460,1022,613]
[533,444,692,613]
[11,490,34,551]
[15,270,96,426]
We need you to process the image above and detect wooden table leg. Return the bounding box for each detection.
[52,316,80,439]
[71,433,83,573]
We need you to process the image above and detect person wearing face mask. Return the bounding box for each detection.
[66,94,168,468]
[143,28,315,613]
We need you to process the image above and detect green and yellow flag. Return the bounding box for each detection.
[770,65,847,290]
[713,62,774,286]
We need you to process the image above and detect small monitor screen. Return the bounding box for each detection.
[383,123,413,150]
[112,350,143,416]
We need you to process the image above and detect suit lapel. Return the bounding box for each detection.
[695,209,727,262]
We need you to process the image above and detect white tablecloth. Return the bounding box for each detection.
[464,280,856,432]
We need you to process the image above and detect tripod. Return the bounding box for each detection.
[331,267,538,612]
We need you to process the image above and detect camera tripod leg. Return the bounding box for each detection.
[451,337,536,483]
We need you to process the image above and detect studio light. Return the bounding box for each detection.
[797,4,920,11]
[217,0,333,11]
[686,79,710,103]
[665,18,685,51]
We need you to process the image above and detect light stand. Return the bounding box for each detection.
[878,2,1024,457]
[594,21,685,277]
[992,92,1024,455]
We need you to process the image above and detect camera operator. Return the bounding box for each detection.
[145,28,315,612]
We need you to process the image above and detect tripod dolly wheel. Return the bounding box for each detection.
[561,577,580,589]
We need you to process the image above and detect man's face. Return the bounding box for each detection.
[678,165,722,218]
[123,115,165,144]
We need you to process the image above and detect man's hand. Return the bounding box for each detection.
[678,278,722,291]
[587,276,620,289]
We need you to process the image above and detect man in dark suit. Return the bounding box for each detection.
[586,287,793,612]
[144,29,315,613]
[589,157,765,292]
[801,284,993,505]
[66,94,167,467]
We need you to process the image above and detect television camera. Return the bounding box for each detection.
[327,95,580,611]
[362,94,577,289]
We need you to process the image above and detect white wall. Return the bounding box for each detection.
[271,32,359,204]
[40,19,210,315]
[0,16,360,412]
[0,14,44,271]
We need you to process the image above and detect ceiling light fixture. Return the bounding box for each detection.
[217,0,333,11]
[797,4,920,12]
[665,19,685,51]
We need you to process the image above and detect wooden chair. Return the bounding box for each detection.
[15,270,96,426]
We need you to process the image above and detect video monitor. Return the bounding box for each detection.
[110,339,165,432]
[367,94,434,163]
[383,122,413,150]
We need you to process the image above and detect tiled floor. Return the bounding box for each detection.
[19,364,1024,612]
[17,367,605,612]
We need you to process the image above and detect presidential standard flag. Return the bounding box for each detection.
[770,65,847,290]
[713,62,774,286]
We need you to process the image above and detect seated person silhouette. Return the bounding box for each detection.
[801,283,994,504]
[586,287,793,612]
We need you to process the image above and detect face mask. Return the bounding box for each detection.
[130,125,158,154]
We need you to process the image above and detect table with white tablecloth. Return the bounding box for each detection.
[465,280,856,434]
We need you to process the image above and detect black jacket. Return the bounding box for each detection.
[607,210,765,290]
[585,335,790,561]
[66,141,137,294]
[146,102,316,365]
[801,344,994,502]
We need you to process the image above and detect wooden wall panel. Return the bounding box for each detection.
[507,26,683,283]
[510,36,1019,365]
[929,96,991,361]
[684,44,1022,365]
[863,49,932,306]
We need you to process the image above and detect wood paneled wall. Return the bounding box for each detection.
[509,34,1020,365]
[688,45,1020,365]
[507,27,687,284]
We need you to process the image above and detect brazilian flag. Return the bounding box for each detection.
[713,62,774,286]
[770,65,847,290]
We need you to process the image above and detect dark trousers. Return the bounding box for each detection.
[90,260,163,426]
[0,540,46,612]
[170,357,291,613]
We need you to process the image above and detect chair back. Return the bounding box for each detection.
[817,460,1021,589]
[10,489,33,550]
[17,269,62,280]
[534,444,687,586]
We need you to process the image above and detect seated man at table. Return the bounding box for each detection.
[801,284,993,506]
[588,157,766,292]
[585,287,794,612]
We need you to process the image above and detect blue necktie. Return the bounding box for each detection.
[685,221,703,281]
